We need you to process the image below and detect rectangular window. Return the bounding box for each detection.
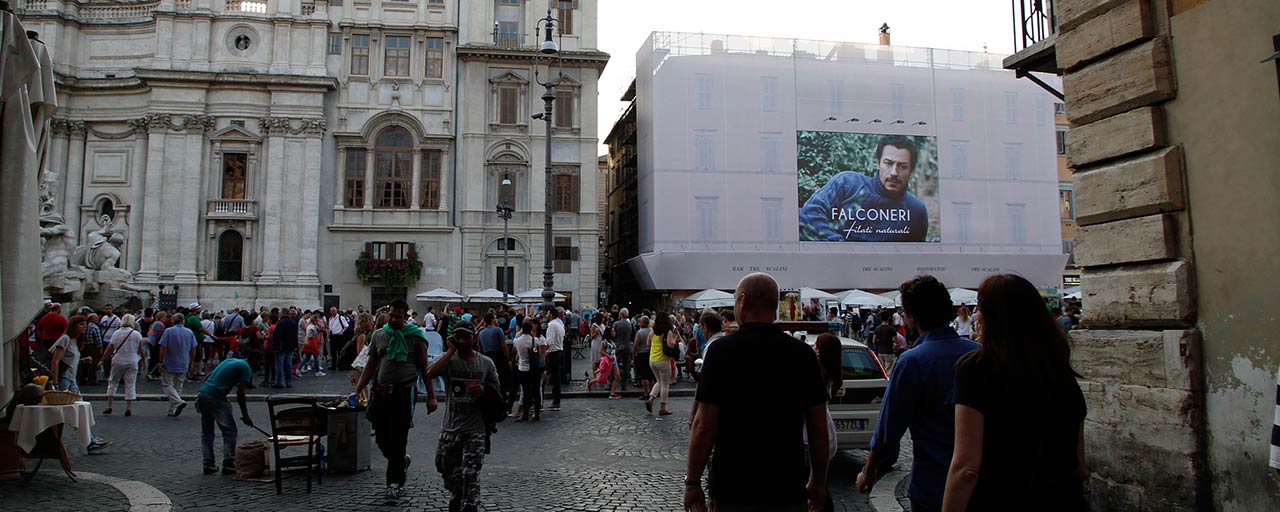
[350,34,369,75]
[694,130,716,171]
[695,73,712,110]
[327,34,342,55]
[425,37,444,79]
[497,0,518,4]
[384,35,411,77]
[759,133,781,173]
[1008,203,1027,244]
[1004,144,1022,180]
[1063,240,1076,265]
[552,172,579,212]
[890,83,905,119]
[1060,189,1075,220]
[1004,91,1018,124]
[370,242,389,260]
[496,266,515,294]
[826,80,842,115]
[553,236,575,274]
[760,76,778,112]
[428,0,444,5]
[421,150,442,209]
[497,21,519,48]
[557,0,574,35]
[554,90,574,128]
[695,196,719,240]
[1056,130,1067,155]
[954,202,973,243]
[498,87,519,124]
[222,153,247,199]
[376,149,411,209]
[344,149,366,208]
[951,88,964,121]
[1054,102,1066,114]
[393,242,412,260]
[762,198,782,241]
[950,141,969,178]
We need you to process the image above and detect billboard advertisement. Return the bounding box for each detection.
[797,132,940,242]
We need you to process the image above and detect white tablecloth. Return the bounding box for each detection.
[7,401,95,453]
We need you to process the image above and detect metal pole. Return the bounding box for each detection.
[541,87,556,312]
[502,211,510,305]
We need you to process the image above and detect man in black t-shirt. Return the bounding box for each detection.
[874,313,899,370]
[685,273,830,512]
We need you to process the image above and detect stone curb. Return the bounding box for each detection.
[868,466,908,512]
[81,388,696,403]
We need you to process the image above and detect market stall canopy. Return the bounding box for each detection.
[799,287,838,302]
[948,288,979,306]
[415,288,464,302]
[679,289,735,309]
[466,288,510,303]
[836,289,896,308]
[1063,286,1082,299]
[515,289,567,304]
[878,290,902,306]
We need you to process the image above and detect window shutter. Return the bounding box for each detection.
[570,247,580,261]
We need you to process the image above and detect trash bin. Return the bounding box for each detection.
[325,409,370,473]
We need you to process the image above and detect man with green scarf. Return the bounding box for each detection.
[353,299,438,504]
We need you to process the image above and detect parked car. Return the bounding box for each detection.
[692,331,888,450]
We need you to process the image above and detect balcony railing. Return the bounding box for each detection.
[227,0,267,14]
[496,34,523,49]
[1012,0,1057,54]
[301,2,315,15]
[207,199,258,219]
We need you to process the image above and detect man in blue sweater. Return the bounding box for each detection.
[800,135,929,242]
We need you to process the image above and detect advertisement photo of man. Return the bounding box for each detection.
[798,134,936,242]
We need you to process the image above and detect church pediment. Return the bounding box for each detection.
[489,71,529,85]
[209,124,262,142]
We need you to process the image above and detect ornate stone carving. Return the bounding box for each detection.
[71,214,129,277]
[127,117,151,134]
[145,113,172,131]
[259,116,327,136]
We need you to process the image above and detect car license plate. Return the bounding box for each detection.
[835,419,867,431]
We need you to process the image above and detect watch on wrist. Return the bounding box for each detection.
[683,477,701,488]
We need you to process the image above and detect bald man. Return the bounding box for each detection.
[684,273,831,512]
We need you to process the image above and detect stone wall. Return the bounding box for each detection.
[1055,0,1210,509]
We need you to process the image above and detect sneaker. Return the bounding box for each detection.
[316,371,327,377]
[221,466,236,475]
[173,402,188,417]
[384,484,402,504]
[203,465,218,475]
[87,440,113,453]
[608,394,622,399]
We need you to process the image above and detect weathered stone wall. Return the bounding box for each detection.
[1056,0,1210,509]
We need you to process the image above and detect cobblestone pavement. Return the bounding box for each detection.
[2,397,880,511]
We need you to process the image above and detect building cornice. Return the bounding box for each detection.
[54,69,337,92]
[336,20,459,33]
[457,45,610,71]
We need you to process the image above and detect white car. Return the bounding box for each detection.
[693,331,888,450]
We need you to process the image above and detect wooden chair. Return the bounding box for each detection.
[266,396,324,494]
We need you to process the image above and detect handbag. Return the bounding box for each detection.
[661,332,680,359]
[527,337,546,373]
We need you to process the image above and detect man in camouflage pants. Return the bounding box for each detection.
[424,324,500,512]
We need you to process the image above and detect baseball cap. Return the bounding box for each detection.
[79,306,94,315]
[43,298,53,305]
[452,324,475,337]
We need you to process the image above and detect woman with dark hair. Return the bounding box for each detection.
[50,315,90,393]
[942,273,1088,512]
[645,312,679,416]
[812,333,843,512]
[512,319,547,422]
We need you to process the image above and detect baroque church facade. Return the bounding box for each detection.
[19,0,607,310]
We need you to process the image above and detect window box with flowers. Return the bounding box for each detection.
[355,248,422,288]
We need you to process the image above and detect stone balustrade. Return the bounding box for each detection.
[301,2,315,15]
[207,199,258,219]
[80,2,159,19]
[226,0,266,14]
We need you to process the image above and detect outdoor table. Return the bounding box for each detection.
[7,401,95,481]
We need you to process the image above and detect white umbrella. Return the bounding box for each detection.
[515,288,567,304]
[466,288,509,302]
[1062,286,1082,300]
[836,289,896,308]
[878,290,902,306]
[799,287,838,302]
[680,289,735,309]
[415,288,463,302]
[948,288,979,306]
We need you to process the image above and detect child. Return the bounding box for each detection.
[300,320,325,376]
[587,340,622,399]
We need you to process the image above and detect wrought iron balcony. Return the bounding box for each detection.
[1003,0,1061,75]
[207,199,258,220]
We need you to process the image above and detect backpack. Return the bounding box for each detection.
[660,332,680,359]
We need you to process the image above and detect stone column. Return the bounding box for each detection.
[335,147,347,209]
[62,121,87,245]
[298,120,325,284]
[363,148,375,209]
[137,115,167,281]
[257,117,285,283]
[410,147,422,209]
[128,134,147,271]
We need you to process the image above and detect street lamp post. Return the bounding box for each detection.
[497,174,514,305]
[534,9,561,313]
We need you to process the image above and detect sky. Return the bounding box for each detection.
[594,0,1015,154]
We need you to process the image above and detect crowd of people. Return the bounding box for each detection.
[14,267,1089,511]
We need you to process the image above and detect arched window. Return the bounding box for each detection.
[374,128,413,208]
[217,230,244,281]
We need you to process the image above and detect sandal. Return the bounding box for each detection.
[645,399,653,414]
[659,410,673,416]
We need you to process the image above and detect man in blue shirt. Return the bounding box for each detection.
[272,309,299,389]
[196,354,259,475]
[799,135,929,242]
[158,313,198,417]
[858,275,978,512]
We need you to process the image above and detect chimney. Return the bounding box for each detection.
[879,23,891,46]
